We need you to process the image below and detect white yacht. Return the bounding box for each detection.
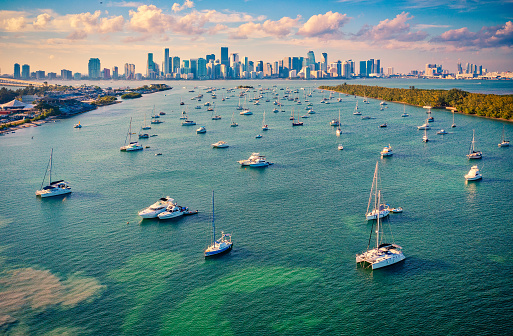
[205,191,233,257]
[465,165,482,181]
[353,102,361,115]
[36,149,72,198]
[120,118,143,151]
[182,119,196,126]
[158,204,195,220]
[238,153,273,167]
[467,130,482,159]
[138,196,175,218]
[401,105,409,117]
[240,109,252,115]
[422,128,429,142]
[380,144,393,157]
[212,141,229,148]
[437,129,447,135]
[338,144,344,150]
[196,126,207,134]
[365,162,390,220]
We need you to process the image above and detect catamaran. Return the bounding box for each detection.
[120,118,143,151]
[498,125,509,147]
[356,184,405,269]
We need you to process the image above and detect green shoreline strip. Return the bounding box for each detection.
[320,83,513,120]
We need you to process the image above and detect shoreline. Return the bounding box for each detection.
[322,88,513,123]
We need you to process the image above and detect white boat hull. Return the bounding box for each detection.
[158,210,185,220]
[36,188,72,198]
[366,208,390,220]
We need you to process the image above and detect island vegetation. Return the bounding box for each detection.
[121,92,142,99]
[91,95,118,106]
[320,83,513,120]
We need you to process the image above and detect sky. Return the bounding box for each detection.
[0,0,512,75]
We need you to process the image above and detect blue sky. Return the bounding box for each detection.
[1,0,512,75]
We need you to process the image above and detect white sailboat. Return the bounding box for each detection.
[498,125,509,147]
[467,130,482,159]
[230,112,238,127]
[204,191,233,257]
[336,110,342,136]
[353,101,361,115]
[365,161,390,220]
[422,128,429,142]
[262,111,269,131]
[36,148,72,198]
[120,117,143,151]
[451,110,456,128]
[401,105,409,117]
[356,185,405,269]
[141,115,151,130]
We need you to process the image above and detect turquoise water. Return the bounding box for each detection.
[0,80,512,335]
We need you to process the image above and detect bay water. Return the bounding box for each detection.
[0,79,512,335]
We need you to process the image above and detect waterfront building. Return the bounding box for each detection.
[147,53,157,79]
[367,59,374,75]
[36,70,45,80]
[307,51,316,67]
[73,73,81,80]
[376,59,381,75]
[172,57,180,73]
[164,48,170,75]
[359,61,367,77]
[21,64,30,79]
[197,58,207,79]
[321,53,328,72]
[48,72,57,80]
[61,69,72,80]
[342,61,352,79]
[206,54,215,63]
[88,58,100,79]
[102,68,111,80]
[387,67,394,76]
[112,66,118,80]
[13,63,20,79]
[124,63,135,80]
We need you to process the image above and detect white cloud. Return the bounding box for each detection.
[297,11,350,38]
[230,16,300,39]
[33,13,53,30]
[355,12,427,42]
[172,0,195,13]
[128,5,173,33]
[431,21,513,49]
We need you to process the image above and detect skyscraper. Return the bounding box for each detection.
[13,63,20,79]
[206,54,215,63]
[172,57,180,73]
[112,66,119,80]
[359,61,367,77]
[147,53,156,78]
[321,53,328,72]
[367,59,374,75]
[88,58,100,79]
[221,47,229,68]
[21,64,30,79]
[307,51,316,67]
[197,58,207,79]
[376,59,381,75]
[124,63,135,80]
[164,48,170,75]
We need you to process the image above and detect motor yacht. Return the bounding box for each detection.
[212,141,229,148]
[437,129,447,135]
[238,153,273,167]
[182,119,196,126]
[138,196,175,218]
[158,204,194,220]
[196,126,207,134]
[380,144,393,157]
[464,165,482,181]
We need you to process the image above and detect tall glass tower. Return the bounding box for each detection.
[221,47,229,67]
[164,48,170,75]
[13,63,20,79]
[88,58,101,79]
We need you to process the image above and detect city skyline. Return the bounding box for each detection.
[1,0,512,75]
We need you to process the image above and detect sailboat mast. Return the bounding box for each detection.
[376,191,381,248]
[49,148,53,184]
[212,190,215,243]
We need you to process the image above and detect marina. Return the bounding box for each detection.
[0,79,512,335]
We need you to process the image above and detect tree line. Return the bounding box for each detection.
[320,83,513,120]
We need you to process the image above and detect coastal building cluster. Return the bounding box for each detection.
[7,47,513,81]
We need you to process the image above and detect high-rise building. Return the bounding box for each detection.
[256,60,264,72]
[190,59,198,79]
[35,70,45,79]
[21,64,30,79]
[164,48,170,75]
[197,58,207,79]
[387,67,394,76]
[13,63,20,79]
[375,59,381,75]
[359,61,367,77]
[61,69,72,80]
[88,58,101,79]
[48,72,57,80]
[367,59,374,75]
[124,63,135,80]
[206,54,215,63]
[321,53,328,72]
[230,53,239,66]
[112,66,118,80]
[221,47,229,68]
[307,51,316,67]
[147,53,156,78]
[172,57,180,73]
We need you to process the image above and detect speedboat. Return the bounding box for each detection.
[240,109,252,115]
[330,119,340,126]
[212,141,229,148]
[196,126,206,133]
[390,207,403,213]
[417,122,431,130]
[437,129,447,135]
[465,165,482,181]
[158,204,192,220]
[380,123,387,128]
[138,196,175,218]
[380,144,393,157]
[338,144,344,150]
[255,134,263,138]
[74,122,82,128]
[238,153,273,167]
